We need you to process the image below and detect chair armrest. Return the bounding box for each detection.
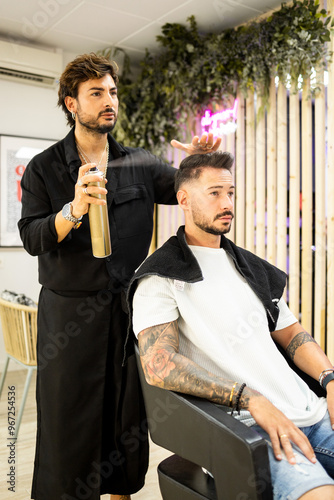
[135,345,272,499]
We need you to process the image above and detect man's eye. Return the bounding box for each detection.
[210,191,219,196]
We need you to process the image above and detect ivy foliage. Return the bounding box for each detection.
[102,0,333,157]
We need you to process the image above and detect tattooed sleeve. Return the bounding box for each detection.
[138,320,255,409]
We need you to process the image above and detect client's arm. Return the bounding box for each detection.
[138,320,316,465]
[271,322,334,426]
[138,320,246,405]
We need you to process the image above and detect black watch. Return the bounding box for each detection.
[62,202,82,226]
[323,372,334,391]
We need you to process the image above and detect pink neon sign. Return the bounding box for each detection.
[201,99,238,136]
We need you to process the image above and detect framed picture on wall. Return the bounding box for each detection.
[0,135,55,246]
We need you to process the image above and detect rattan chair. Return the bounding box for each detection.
[0,297,37,437]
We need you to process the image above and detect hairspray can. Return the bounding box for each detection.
[88,167,111,258]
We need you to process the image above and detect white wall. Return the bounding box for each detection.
[0,62,70,369]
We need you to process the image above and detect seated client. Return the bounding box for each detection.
[130,151,334,500]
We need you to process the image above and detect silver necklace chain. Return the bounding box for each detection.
[76,141,109,177]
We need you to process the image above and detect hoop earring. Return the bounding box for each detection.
[71,112,76,120]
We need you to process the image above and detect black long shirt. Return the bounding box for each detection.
[18,128,177,293]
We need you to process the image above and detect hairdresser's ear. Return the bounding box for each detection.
[65,96,76,114]
[177,189,190,211]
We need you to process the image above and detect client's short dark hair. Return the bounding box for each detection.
[174,151,234,192]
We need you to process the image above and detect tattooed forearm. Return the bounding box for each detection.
[138,321,179,356]
[138,321,257,408]
[286,331,317,361]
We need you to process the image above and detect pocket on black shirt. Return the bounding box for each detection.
[112,184,152,238]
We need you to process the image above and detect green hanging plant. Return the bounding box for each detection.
[265,0,332,91]
[101,0,333,158]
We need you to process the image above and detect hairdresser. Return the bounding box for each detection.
[18,53,220,500]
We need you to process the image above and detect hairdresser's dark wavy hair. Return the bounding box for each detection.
[174,151,234,192]
[58,53,119,127]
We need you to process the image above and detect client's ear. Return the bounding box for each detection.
[177,189,190,212]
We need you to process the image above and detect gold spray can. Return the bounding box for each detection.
[88,168,111,258]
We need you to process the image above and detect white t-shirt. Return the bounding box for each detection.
[133,245,327,427]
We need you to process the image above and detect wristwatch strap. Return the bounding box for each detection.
[62,202,82,226]
[323,372,334,391]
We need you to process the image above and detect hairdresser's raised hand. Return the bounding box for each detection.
[170,132,221,155]
[72,163,108,218]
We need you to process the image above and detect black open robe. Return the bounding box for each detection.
[18,128,176,499]
[34,287,147,498]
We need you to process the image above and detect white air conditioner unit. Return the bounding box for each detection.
[0,40,62,87]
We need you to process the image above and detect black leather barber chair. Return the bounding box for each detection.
[135,344,273,499]
[135,341,326,500]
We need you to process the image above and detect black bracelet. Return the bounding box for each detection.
[323,372,334,391]
[235,383,246,414]
[230,383,246,415]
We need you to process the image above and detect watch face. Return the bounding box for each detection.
[62,203,71,218]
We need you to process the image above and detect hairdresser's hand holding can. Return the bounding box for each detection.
[73,163,111,258]
[73,163,107,212]
[86,166,111,258]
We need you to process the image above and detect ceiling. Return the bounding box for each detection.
[0,0,283,66]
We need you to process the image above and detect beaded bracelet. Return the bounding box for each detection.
[230,382,246,415]
[235,383,247,415]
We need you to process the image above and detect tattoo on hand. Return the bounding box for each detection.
[286,331,316,361]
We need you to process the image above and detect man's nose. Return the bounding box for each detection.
[104,94,114,107]
[222,194,233,210]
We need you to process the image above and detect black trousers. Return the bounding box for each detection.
[31,287,149,500]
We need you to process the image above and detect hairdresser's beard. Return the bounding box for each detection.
[76,107,117,135]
